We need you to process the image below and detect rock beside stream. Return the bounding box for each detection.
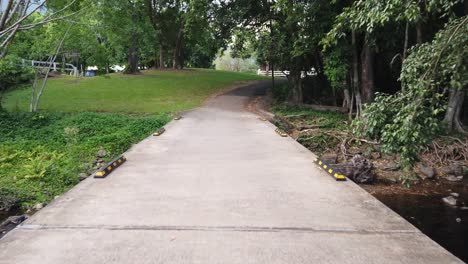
[441,164,463,176]
[418,165,436,180]
[0,215,28,238]
[442,196,457,206]
[332,155,375,184]
[446,175,463,182]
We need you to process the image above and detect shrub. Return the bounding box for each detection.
[0,55,34,91]
[0,112,169,208]
[271,83,291,103]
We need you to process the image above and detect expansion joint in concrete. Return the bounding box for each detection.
[19,224,420,235]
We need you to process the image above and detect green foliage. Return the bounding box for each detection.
[323,0,463,48]
[354,17,467,165]
[354,92,443,165]
[0,111,169,208]
[401,17,468,92]
[0,55,34,92]
[399,173,419,188]
[271,83,290,103]
[231,0,337,72]
[214,49,259,73]
[323,45,351,91]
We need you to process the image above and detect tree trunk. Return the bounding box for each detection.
[443,88,466,134]
[314,51,325,75]
[172,25,184,70]
[288,70,303,104]
[126,34,139,74]
[403,22,409,60]
[159,43,164,69]
[416,22,423,44]
[343,88,351,109]
[0,0,14,32]
[349,91,355,120]
[361,35,375,103]
[30,71,39,112]
[355,92,363,116]
[351,30,359,97]
[32,24,72,112]
[271,62,275,91]
[351,30,361,117]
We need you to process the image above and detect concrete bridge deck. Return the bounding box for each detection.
[0,82,461,263]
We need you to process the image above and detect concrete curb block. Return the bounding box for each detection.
[94,156,127,179]
[313,157,347,181]
[153,127,166,136]
[275,128,288,137]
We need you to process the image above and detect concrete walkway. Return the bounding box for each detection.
[0,82,462,263]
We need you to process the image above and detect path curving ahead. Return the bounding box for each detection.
[0,82,462,263]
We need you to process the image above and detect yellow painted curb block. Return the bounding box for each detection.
[94,156,127,179]
[153,127,166,136]
[275,128,288,137]
[313,157,346,181]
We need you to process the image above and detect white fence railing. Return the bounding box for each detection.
[257,69,317,78]
[21,59,79,76]
[257,70,289,77]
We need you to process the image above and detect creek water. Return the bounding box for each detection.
[373,182,468,263]
[0,208,22,239]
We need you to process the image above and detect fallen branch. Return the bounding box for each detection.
[283,113,308,119]
[285,102,348,113]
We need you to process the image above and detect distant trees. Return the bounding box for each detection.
[214,49,258,73]
[226,0,340,104]
[145,0,221,70]
[222,0,467,163]
[93,0,149,74]
[2,0,225,75]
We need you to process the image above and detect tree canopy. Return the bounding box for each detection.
[1,0,467,163]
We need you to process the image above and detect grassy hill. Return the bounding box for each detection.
[0,69,265,215]
[3,69,265,114]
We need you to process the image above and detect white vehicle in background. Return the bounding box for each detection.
[110,65,125,72]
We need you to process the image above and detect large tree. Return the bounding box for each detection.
[93,0,150,74]
[146,0,220,69]
[228,0,338,104]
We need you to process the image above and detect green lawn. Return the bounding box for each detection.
[0,69,264,215]
[3,69,265,114]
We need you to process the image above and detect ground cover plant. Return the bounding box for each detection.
[0,111,169,210]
